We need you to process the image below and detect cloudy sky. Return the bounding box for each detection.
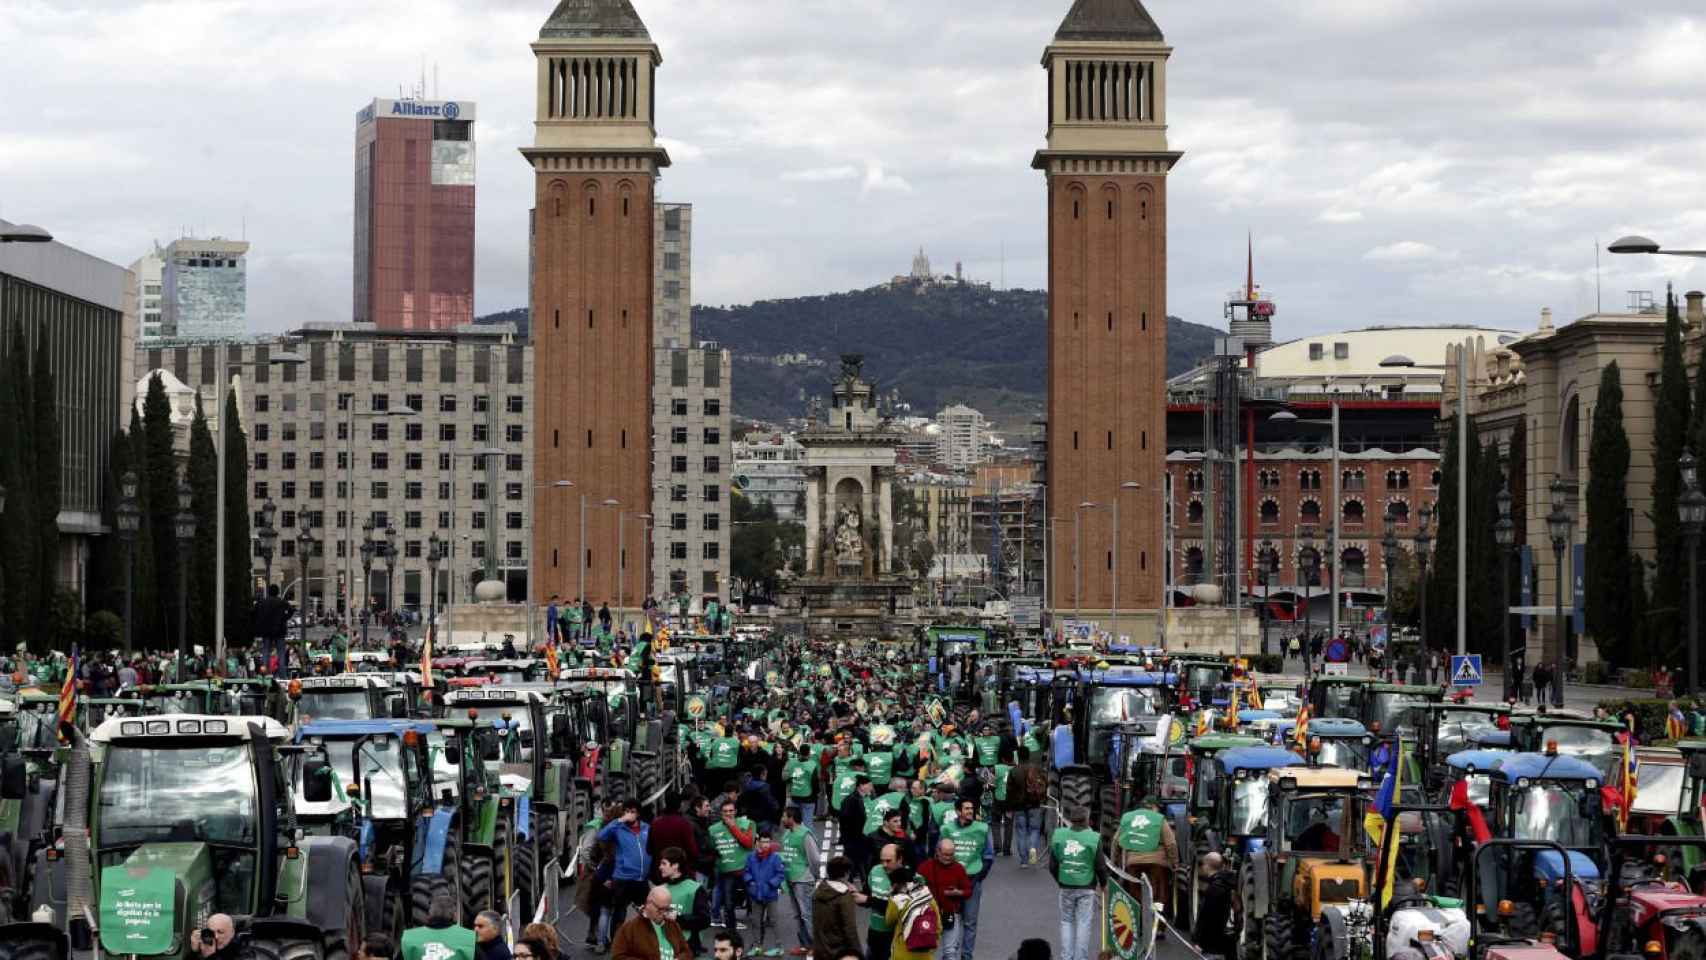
[4,0,1705,338]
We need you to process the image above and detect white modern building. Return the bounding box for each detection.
[127,246,166,342]
[157,237,249,340]
[734,433,807,522]
[935,404,988,470]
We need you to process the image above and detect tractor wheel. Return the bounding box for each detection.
[322,860,365,960]
[1059,772,1095,823]
[461,849,494,921]
[1673,931,1706,960]
[633,754,658,808]
[514,811,539,922]
[537,810,560,874]
[1264,910,1301,960]
[412,822,462,925]
[1097,782,1120,847]
[1509,901,1540,940]
[1238,865,1261,960]
[248,938,324,960]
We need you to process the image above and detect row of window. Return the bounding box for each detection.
[1197,468,1438,492]
[254,393,526,415]
[670,427,721,445]
[671,456,722,474]
[668,398,722,417]
[1184,498,1423,527]
[148,343,525,388]
[259,538,527,561]
[255,420,524,445]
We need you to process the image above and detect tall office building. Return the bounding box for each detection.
[1035,0,1180,638]
[936,404,988,470]
[654,203,691,347]
[127,245,165,342]
[354,97,477,331]
[526,0,669,614]
[159,237,249,340]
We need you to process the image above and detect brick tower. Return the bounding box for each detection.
[1035,0,1181,641]
[525,0,669,619]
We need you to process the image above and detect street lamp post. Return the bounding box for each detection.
[383,524,398,630]
[1112,480,1140,642]
[1381,511,1400,653]
[359,522,375,647]
[296,527,315,661]
[1496,481,1517,701]
[426,531,444,648]
[174,479,197,680]
[1547,477,1574,708]
[446,447,506,647]
[215,352,304,661]
[1259,539,1275,656]
[117,470,141,654]
[257,500,278,586]
[1416,504,1433,654]
[1682,454,1706,695]
[1300,528,1317,676]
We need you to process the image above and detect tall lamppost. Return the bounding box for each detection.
[1259,538,1276,656]
[174,479,197,680]
[1683,455,1706,695]
[117,470,142,654]
[426,531,444,647]
[215,351,304,661]
[296,526,315,661]
[1380,511,1400,637]
[1546,477,1574,707]
[1496,481,1517,700]
[382,524,398,626]
[359,522,376,647]
[257,499,278,586]
[1415,504,1434,654]
[1300,528,1318,675]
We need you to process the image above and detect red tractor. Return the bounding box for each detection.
[1597,836,1706,960]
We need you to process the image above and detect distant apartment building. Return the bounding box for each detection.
[150,237,249,340]
[1,221,130,597]
[734,433,806,521]
[137,323,532,613]
[127,246,165,342]
[354,98,476,331]
[655,204,691,348]
[936,404,988,470]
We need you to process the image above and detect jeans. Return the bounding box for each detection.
[797,800,816,827]
[1014,808,1043,864]
[939,916,965,960]
[867,926,892,960]
[1059,887,1098,960]
[750,899,775,948]
[716,871,742,932]
[993,811,1012,854]
[788,880,815,947]
[962,877,985,959]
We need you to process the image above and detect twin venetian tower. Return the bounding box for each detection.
[525,0,1177,637]
[1037,0,1178,639]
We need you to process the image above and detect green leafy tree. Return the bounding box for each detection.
[188,396,219,649]
[1584,362,1634,664]
[1426,410,1475,653]
[1630,555,1652,670]
[142,373,180,648]
[223,387,253,647]
[1652,289,1691,659]
[729,493,803,601]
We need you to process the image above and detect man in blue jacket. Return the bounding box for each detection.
[597,800,653,924]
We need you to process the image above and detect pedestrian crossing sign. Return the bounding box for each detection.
[1450,654,1483,687]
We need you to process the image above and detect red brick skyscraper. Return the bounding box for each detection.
[1035,0,1181,640]
[525,0,669,615]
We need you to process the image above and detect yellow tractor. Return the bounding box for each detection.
[1238,767,1372,960]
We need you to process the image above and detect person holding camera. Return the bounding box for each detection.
[195,915,239,960]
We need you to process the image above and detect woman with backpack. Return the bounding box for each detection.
[884,864,943,960]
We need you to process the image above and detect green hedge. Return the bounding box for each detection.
[1597,697,1671,742]
[1248,653,1285,675]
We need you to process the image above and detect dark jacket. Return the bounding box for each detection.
[1193,868,1238,958]
[476,939,512,960]
[253,596,292,641]
[838,792,870,856]
[811,880,863,959]
[647,812,701,872]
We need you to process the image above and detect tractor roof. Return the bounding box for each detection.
[1365,684,1443,695]
[1235,710,1283,723]
[1445,748,1517,772]
[1314,676,1375,686]
[1077,668,1175,687]
[297,719,437,739]
[1270,766,1364,789]
[1510,714,1620,731]
[1426,702,1512,717]
[1188,734,1264,752]
[1489,752,1603,783]
[91,713,288,744]
[1471,729,1513,748]
[1218,745,1305,773]
[298,675,389,689]
[1306,718,1368,737]
[445,687,546,705]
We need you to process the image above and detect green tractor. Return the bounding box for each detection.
[288,676,396,726]
[556,668,642,802]
[1308,675,1376,721]
[0,696,61,925]
[16,714,365,960]
[429,714,530,923]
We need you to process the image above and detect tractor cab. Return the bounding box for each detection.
[1255,680,1307,719]
[1170,657,1232,710]
[996,661,1061,729]
[1360,684,1446,741]
[1478,752,1609,953]
[1507,716,1624,786]
[926,625,989,702]
[1310,676,1377,721]
[77,696,154,732]
[1240,767,1374,960]
[220,677,290,722]
[1443,749,1517,811]
[441,687,549,762]
[293,718,436,830]
[1465,839,1582,960]
[461,659,548,686]
[124,681,225,717]
[1054,666,1175,776]
[1210,745,1309,851]
[1418,703,1513,794]
[290,675,394,725]
[77,714,364,960]
[1183,734,1267,822]
[14,691,64,753]
[1302,718,1377,772]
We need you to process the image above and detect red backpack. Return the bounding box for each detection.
[901,892,941,951]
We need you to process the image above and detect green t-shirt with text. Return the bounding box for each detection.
[784,758,816,799]
[1051,827,1101,887]
[940,816,990,876]
[710,816,754,874]
[868,864,894,931]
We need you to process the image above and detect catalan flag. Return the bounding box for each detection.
[420,628,434,703]
[544,643,560,677]
[1293,704,1311,750]
[57,645,79,740]
[1668,705,1687,742]
[1619,737,1638,832]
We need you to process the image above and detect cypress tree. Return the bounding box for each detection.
[1584,361,1633,663]
[223,388,253,648]
[1427,410,1476,653]
[1631,554,1653,671]
[1652,289,1691,658]
[31,326,61,648]
[142,376,179,648]
[126,406,156,649]
[1469,432,1503,655]
[188,396,219,649]
[87,429,129,618]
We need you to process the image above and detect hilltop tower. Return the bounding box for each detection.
[1035,0,1180,639]
[525,0,670,616]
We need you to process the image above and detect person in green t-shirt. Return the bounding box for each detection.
[401,892,476,960]
[862,779,907,838]
[706,733,741,771]
[659,846,711,955]
[783,744,819,826]
[1050,806,1103,960]
[866,843,904,960]
[709,800,756,934]
[778,805,821,951]
[940,797,994,960]
[1116,799,1178,916]
[989,745,1015,856]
